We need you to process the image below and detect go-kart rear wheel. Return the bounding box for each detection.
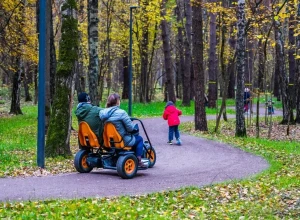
[144,145,156,168]
[74,149,93,173]
[116,154,138,179]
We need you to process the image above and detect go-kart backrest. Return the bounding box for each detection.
[103,122,125,149]
[78,121,100,148]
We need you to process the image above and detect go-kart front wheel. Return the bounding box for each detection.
[144,145,156,168]
[74,149,93,173]
[116,154,138,179]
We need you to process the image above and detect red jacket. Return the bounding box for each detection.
[163,105,182,126]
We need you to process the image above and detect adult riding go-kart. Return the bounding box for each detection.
[74,118,156,179]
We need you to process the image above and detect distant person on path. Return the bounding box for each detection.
[75,92,104,146]
[163,101,182,145]
[99,93,146,167]
[266,99,275,115]
[244,88,251,113]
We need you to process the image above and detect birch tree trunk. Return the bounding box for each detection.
[161,0,176,103]
[192,0,208,131]
[88,0,100,105]
[208,0,217,108]
[235,0,246,137]
[181,0,192,106]
[46,0,78,157]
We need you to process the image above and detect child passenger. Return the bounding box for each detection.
[163,101,182,145]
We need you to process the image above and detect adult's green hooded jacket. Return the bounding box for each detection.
[75,103,104,145]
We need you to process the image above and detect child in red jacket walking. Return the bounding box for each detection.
[163,101,182,145]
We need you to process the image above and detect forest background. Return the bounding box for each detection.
[0,0,300,157]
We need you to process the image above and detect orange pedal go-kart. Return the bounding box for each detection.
[74,118,156,179]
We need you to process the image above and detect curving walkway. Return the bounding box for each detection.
[0,115,270,202]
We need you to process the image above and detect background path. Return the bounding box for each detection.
[0,115,270,202]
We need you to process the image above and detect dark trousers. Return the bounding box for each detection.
[132,135,144,157]
[169,125,180,141]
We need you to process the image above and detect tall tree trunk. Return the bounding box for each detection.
[227,25,237,99]
[10,58,23,115]
[245,36,254,90]
[9,0,24,115]
[181,0,192,106]
[175,0,184,100]
[235,0,246,137]
[88,0,100,105]
[140,0,149,103]
[45,0,54,132]
[208,0,218,108]
[75,0,86,95]
[46,0,78,157]
[296,3,300,123]
[23,62,32,102]
[122,51,129,100]
[192,0,208,131]
[274,18,293,124]
[288,1,296,108]
[161,0,176,103]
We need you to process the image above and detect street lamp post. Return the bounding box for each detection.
[128,6,138,116]
[37,0,46,168]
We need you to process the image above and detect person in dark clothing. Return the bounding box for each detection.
[75,92,104,145]
[244,88,251,113]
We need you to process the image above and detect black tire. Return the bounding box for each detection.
[74,149,93,173]
[116,154,138,179]
[143,145,156,168]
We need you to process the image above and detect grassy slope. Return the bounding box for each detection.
[0,101,299,218]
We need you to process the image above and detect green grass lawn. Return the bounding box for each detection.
[1,101,299,218]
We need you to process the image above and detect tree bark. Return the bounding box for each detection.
[208,0,218,108]
[274,17,293,124]
[175,1,184,100]
[295,3,300,123]
[46,0,78,157]
[192,0,208,131]
[161,0,176,103]
[235,0,246,137]
[227,24,236,99]
[181,0,192,106]
[23,62,32,102]
[10,58,23,115]
[122,51,129,100]
[245,36,254,90]
[88,0,100,105]
[288,1,296,108]
[139,0,149,103]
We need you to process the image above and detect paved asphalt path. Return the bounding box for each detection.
[0,110,275,202]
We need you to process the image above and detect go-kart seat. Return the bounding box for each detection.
[78,121,100,148]
[103,122,131,150]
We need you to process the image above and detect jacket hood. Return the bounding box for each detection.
[99,106,119,121]
[165,101,174,108]
[75,103,93,120]
[165,105,177,113]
